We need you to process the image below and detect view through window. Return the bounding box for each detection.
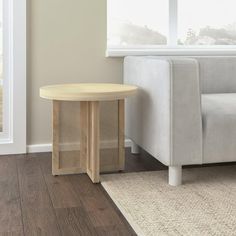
[178,0,236,45]
[108,0,168,46]
[108,0,236,48]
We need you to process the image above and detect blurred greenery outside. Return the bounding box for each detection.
[110,22,236,46]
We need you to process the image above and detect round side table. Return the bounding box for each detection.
[40,83,138,183]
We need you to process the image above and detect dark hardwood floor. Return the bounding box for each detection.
[2,148,236,235]
[0,148,165,236]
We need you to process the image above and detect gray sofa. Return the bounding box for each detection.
[124,56,236,186]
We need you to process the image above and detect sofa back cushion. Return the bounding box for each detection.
[195,57,236,94]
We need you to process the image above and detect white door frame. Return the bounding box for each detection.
[0,0,26,154]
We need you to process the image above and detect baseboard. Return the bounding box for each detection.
[27,143,52,153]
[27,139,133,154]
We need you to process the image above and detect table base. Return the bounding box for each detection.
[52,100,125,183]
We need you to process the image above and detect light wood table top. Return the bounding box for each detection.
[40,83,138,101]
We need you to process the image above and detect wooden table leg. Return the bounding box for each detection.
[86,101,100,183]
[80,101,89,172]
[52,100,124,181]
[118,99,125,170]
[52,100,60,175]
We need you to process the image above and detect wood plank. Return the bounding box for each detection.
[55,207,97,236]
[0,231,24,236]
[39,155,98,235]
[95,225,136,236]
[0,156,24,235]
[124,148,167,172]
[0,148,165,236]
[36,152,52,175]
[80,101,89,172]
[70,176,121,227]
[17,156,61,235]
[87,101,100,183]
[52,100,60,175]
[51,167,84,176]
[39,155,82,209]
[69,174,134,234]
[118,99,125,170]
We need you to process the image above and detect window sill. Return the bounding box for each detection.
[106,48,236,57]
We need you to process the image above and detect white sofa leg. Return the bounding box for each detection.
[169,166,182,186]
[131,141,140,154]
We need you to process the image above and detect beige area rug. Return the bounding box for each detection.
[101,166,236,236]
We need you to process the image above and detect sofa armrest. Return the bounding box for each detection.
[124,56,202,166]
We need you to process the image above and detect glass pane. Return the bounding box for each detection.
[178,0,236,45]
[108,0,168,47]
[0,0,2,132]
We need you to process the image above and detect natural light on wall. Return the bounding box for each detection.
[107,0,236,56]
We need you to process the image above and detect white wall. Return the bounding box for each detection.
[27,0,123,145]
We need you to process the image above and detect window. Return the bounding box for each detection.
[107,0,236,56]
[108,0,168,46]
[0,0,26,154]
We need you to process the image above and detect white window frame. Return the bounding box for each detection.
[107,0,236,57]
[0,0,26,154]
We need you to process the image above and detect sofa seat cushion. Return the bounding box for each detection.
[202,93,236,163]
